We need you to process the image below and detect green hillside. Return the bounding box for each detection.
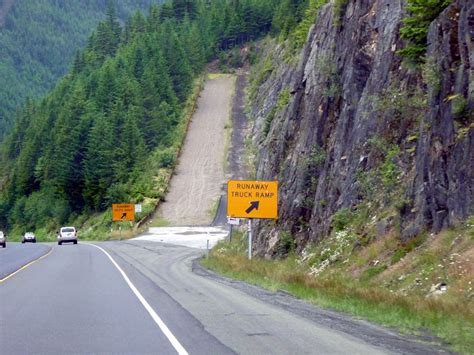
[0,0,277,235]
[0,0,164,140]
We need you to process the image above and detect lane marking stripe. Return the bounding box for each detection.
[0,247,53,283]
[86,243,188,355]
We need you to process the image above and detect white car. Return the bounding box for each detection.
[0,231,5,248]
[22,232,36,243]
[58,227,78,245]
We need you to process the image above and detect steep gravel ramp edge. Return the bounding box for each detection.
[157,75,235,225]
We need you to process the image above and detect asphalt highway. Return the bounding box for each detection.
[0,242,51,280]
[0,241,447,354]
[0,243,230,354]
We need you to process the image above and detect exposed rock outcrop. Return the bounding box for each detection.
[407,0,474,236]
[250,0,473,257]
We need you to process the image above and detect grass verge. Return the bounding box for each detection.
[201,224,474,353]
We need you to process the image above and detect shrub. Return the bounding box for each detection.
[288,0,329,48]
[276,88,291,110]
[263,106,277,137]
[398,0,452,62]
[105,183,130,207]
[391,248,407,264]
[451,95,468,119]
[380,146,401,189]
[333,0,349,27]
[276,231,296,256]
[332,208,354,231]
[360,264,388,282]
[158,148,176,168]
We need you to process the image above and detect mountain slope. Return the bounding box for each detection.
[0,0,162,140]
[0,0,278,235]
[0,0,13,27]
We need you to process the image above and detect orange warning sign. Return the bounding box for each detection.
[227,180,278,219]
[112,204,135,221]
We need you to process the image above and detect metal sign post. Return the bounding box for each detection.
[248,219,252,260]
[227,217,240,243]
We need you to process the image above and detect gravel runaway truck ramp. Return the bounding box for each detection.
[157,75,235,225]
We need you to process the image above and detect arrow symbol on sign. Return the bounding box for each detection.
[121,213,127,219]
[245,201,260,214]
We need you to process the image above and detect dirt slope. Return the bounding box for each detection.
[157,75,235,225]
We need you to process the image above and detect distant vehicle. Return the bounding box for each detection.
[22,232,36,243]
[57,227,77,245]
[0,231,6,248]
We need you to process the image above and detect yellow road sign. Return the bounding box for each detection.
[227,180,278,219]
[112,204,135,221]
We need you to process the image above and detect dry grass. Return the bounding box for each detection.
[107,229,135,240]
[148,217,171,228]
[208,73,234,79]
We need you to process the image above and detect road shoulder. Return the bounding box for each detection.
[192,258,452,354]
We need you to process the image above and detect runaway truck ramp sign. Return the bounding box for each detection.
[112,204,135,221]
[227,180,278,219]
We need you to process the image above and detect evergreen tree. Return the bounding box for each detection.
[114,108,147,182]
[172,0,197,20]
[72,51,86,76]
[94,59,119,113]
[159,21,193,101]
[42,83,88,209]
[147,4,162,32]
[83,113,115,209]
[399,0,452,62]
[183,22,206,74]
[106,0,122,49]
[160,3,175,21]
[130,10,147,35]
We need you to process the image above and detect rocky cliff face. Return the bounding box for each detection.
[250,0,473,257]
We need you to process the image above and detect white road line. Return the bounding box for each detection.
[86,243,188,355]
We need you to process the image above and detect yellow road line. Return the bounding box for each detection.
[0,247,53,283]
